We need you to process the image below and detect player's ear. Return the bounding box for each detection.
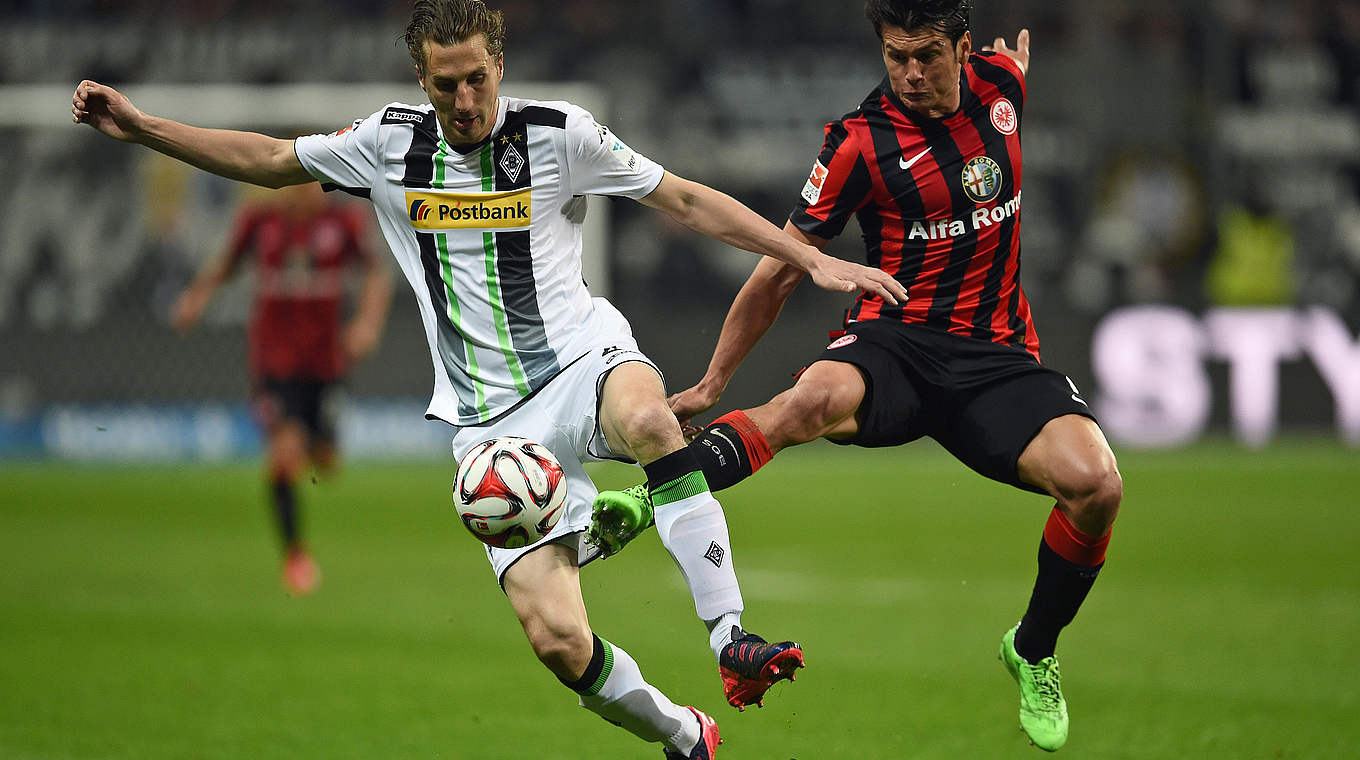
[494,53,504,80]
[957,30,972,61]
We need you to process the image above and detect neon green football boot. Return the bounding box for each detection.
[589,484,654,558]
[999,623,1069,752]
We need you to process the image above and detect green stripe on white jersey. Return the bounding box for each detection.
[294,96,664,426]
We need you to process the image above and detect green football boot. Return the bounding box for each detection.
[999,623,1069,752]
[588,484,654,558]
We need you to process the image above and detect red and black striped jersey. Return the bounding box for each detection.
[790,51,1039,360]
[229,201,374,382]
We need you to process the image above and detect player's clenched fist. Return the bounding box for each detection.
[71,80,145,142]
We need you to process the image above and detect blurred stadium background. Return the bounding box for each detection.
[2,1,1358,758]
[1,0,1358,455]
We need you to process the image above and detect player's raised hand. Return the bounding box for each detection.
[343,319,383,363]
[170,287,210,333]
[71,80,146,141]
[668,384,720,441]
[806,253,907,305]
[982,28,1030,75]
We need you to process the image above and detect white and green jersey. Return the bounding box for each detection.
[295,96,664,426]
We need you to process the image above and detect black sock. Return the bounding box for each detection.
[643,447,706,489]
[1015,541,1102,663]
[558,634,609,695]
[687,421,756,492]
[271,478,300,550]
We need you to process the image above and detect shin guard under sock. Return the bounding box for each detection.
[1015,508,1109,663]
[645,448,744,630]
[687,410,773,491]
[560,635,696,752]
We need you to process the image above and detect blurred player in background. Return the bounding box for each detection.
[592,0,1123,752]
[172,182,393,595]
[73,1,908,756]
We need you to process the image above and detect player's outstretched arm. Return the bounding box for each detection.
[982,28,1030,75]
[171,248,238,333]
[344,257,395,363]
[72,80,314,188]
[640,172,906,305]
[667,222,819,431]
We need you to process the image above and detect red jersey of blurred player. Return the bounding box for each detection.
[231,183,376,382]
[174,182,392,595]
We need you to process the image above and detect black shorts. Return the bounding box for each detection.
[816,320,1096,493]
[253,377,341,444]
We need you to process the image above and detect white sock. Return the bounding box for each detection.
[652,491,745,642]
[574,638,699,754]
[706,612,743,659]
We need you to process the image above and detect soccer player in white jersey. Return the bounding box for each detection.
[72,1,908,757]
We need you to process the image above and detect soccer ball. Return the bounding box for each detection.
[454,436,567,549]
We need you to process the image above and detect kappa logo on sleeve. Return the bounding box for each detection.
[801,160,829,205]
[382,107,426,125]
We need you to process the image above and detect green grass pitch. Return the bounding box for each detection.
[2,439,1357,759]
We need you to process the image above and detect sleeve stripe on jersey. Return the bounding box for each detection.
[516,105,567,129]
[791,119,873,240]
[970,55,1025,107]
[319,182,371,199]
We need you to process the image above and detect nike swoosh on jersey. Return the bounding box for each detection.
[899,147,931,170]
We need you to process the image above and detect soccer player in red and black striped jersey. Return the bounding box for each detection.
[172,182,393,595]
[593,0,1122,751]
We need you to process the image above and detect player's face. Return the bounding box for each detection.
[880,26,971,118]
[417,35,503,146]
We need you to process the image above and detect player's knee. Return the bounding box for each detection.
[269,447,306,480]
[1060,461,1123,532]
[610,400,681,457]
[269,427,308,477]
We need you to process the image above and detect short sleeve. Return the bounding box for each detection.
[294,108,386,196]
[563,107,664,199]
[789,119,873,241]
[976,50,1026,105]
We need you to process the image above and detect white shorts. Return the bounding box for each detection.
[450,344,661,586]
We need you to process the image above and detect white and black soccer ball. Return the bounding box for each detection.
[454,436,567,549]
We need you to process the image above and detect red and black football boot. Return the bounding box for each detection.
[718,626,805,710]
[662,706,721,759]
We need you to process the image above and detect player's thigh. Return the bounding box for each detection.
[750,360,868,445]
[1016,414,1120,504]
[455,352,632,580]
[933,369,1094,493]
[597,359,683,463]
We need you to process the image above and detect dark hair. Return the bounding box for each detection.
[864,0,972,42]
[404,0,506,73]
